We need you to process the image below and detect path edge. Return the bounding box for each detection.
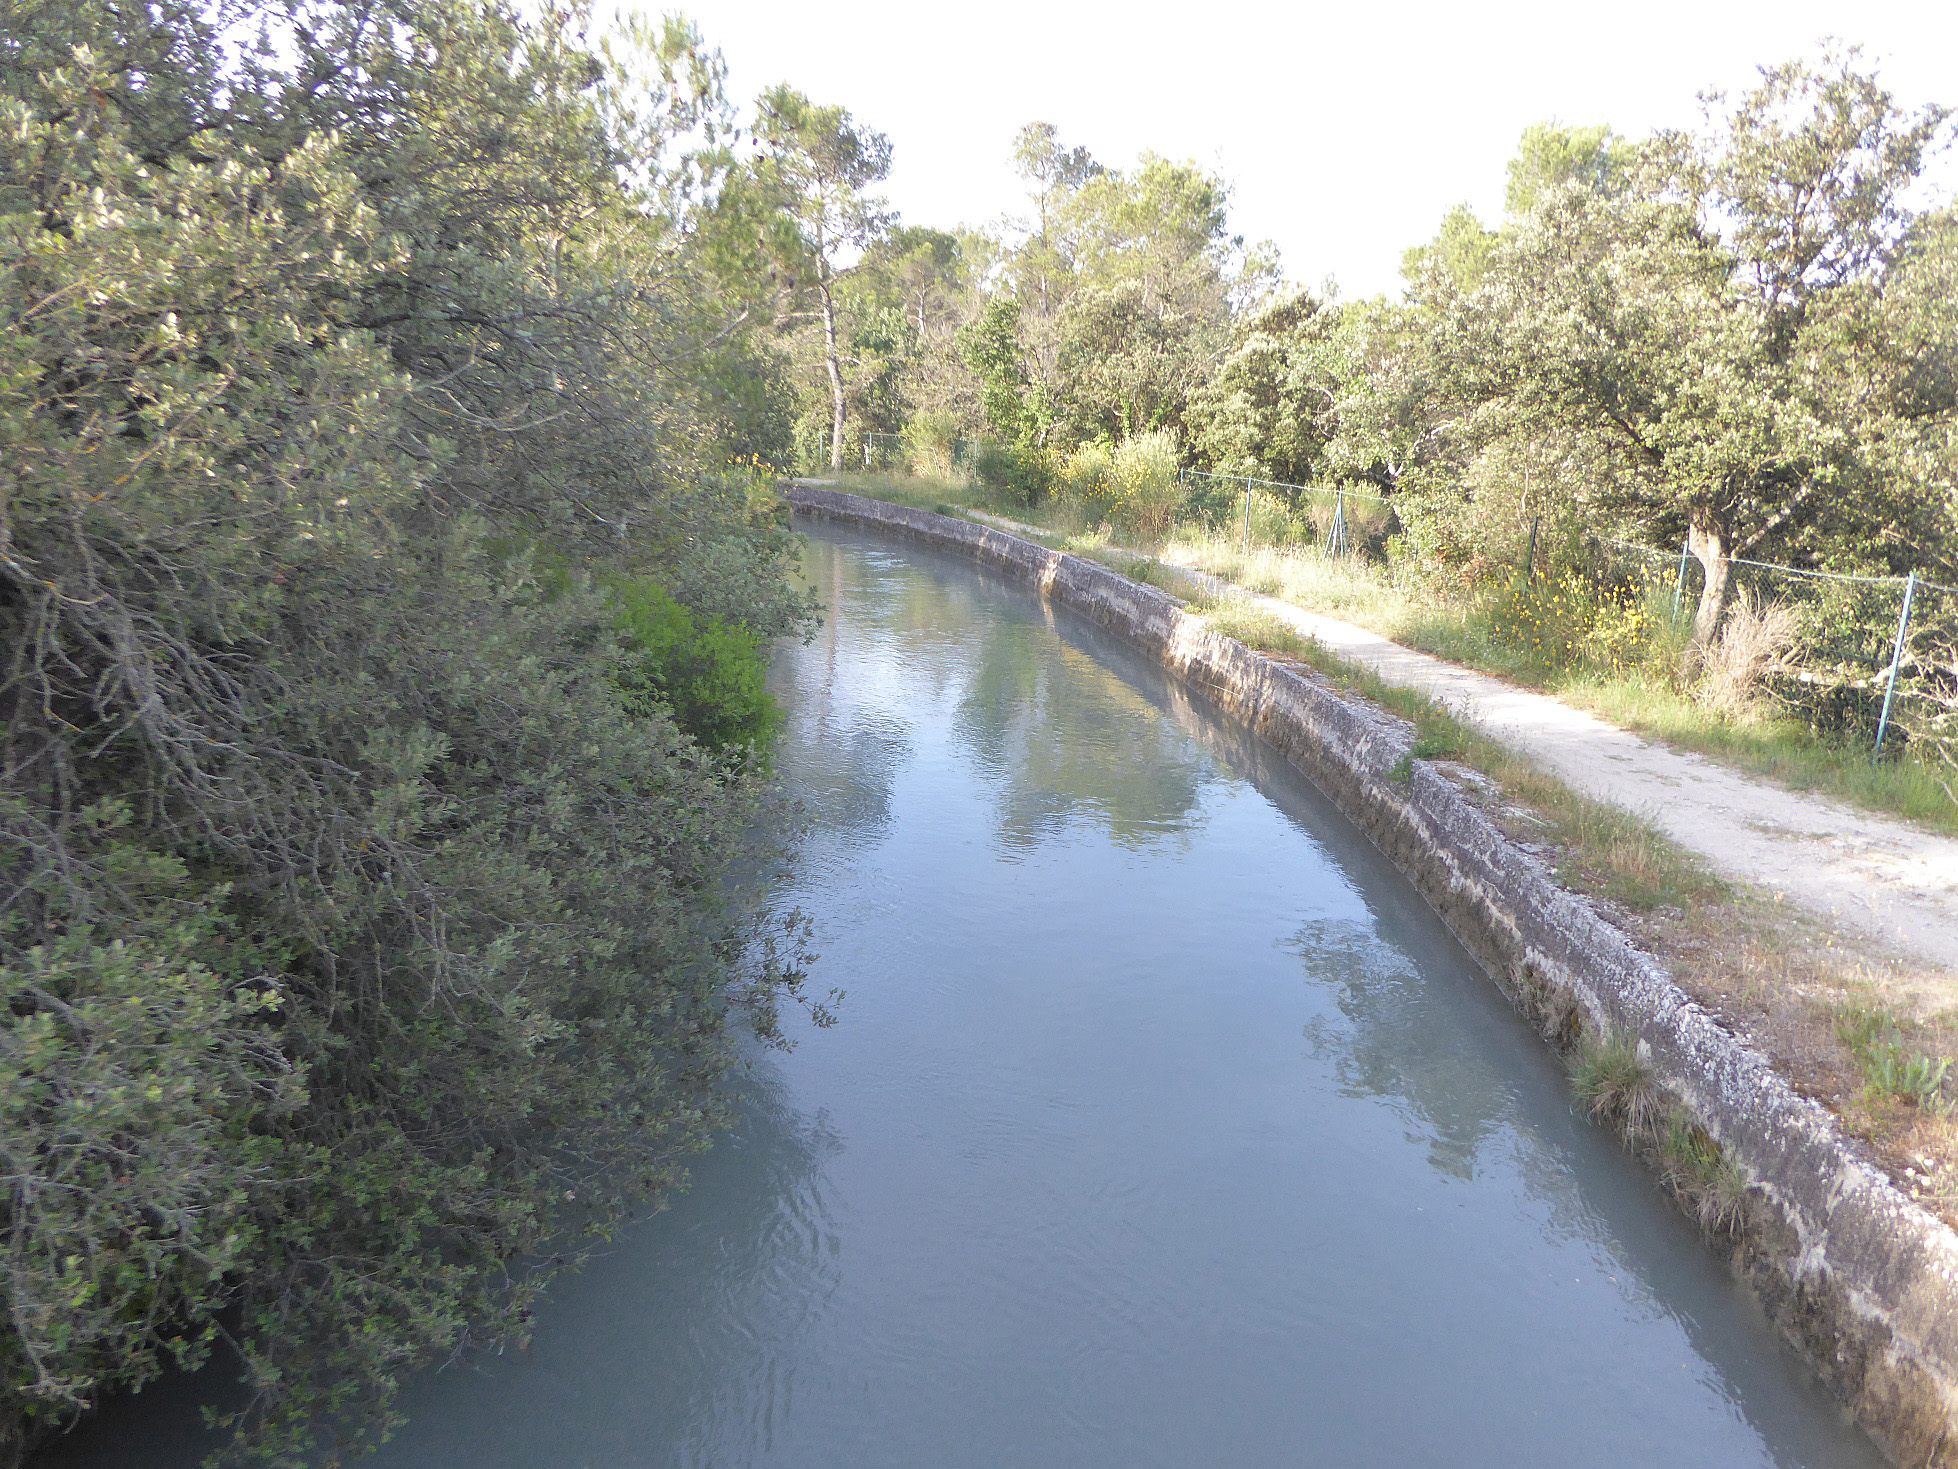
[787,484,1958,1467]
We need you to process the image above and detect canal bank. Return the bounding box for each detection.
[784,485,1958,1468]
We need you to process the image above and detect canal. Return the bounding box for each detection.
[47,524,1883,1468]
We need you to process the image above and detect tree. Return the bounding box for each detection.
[957,297,1042,443]
[1013,121,1104,322]
[1035,153,1239,445]
[868,226,964,340]
[1185,287,1342,485]
[1361,51,1956,643]
[755,86,893,470]
[1400,204,1498,291]
[1505,122,1634,215]
[0,2,820,1458]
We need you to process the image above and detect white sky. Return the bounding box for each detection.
[637,0,1958,300]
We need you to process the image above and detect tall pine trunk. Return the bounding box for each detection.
[820,271,845,472]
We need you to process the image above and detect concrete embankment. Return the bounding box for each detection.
[785,484,1958,1469]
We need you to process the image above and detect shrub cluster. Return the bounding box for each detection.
[1485,565,1684,681]
[1051,430,1185,539]
[969,437,1052,507]
[0,1,816,1461]
[901,412,961,481]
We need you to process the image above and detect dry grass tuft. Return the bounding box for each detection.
[1568,1030,1670,1140]
[1659,1113,1752,1234]
[1696,592,1803,721]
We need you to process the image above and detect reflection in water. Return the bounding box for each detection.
[42,524,1886,1469]
[953,621,1213,856]
[1295,915,1503,1184]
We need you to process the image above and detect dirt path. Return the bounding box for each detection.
[1145,550,1958,984]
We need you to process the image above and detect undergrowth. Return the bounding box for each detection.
[1163,531,1958,837]
[1836,1005,1956,1116]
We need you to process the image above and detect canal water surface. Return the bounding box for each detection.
[49,525,1883,1468]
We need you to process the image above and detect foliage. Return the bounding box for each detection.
[1045,154,1241,445]
[0,898,298,1439]
[1399,203,1498,292]
[957,297,1042,444]
[1050,432,1183,537]
[1106,431,1186,541]
[1504,123,1635,215]
[754,85,894,470]
[1485,564,1685,683]
[1837,1007,1955,1115]
[1364,50,1958,645]
[971,438,1051,508]
[1055,441,1119,521]
[1185,287,1341,484]
[902,411,961,479]
[608,581,784,752]
[0,0,818,1460]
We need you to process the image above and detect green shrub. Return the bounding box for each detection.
[0,5,819,1460]
[1836,1005,1954,1114]
[1249,488,1309,546]
[0,885,299,1449]
[1057,440,1119,522]
[902,411,961,480]
[1108,429,1186,542]
[971,437,1050,507]
[607,579,783,753]
[1486,562,1688,681]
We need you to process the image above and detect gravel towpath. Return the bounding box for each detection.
[1142,551,1958,980]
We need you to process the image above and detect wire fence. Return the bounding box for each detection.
[1168,469,1957,758]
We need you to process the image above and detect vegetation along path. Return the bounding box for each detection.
[1155,549,1958,981]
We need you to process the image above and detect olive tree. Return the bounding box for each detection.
[1378,51,1955,643]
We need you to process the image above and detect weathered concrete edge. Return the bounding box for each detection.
[787,484,1958,1467]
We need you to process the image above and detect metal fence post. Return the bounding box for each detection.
[1525,515,1540,583]
[1242,476,1252,555]
[1874,569,1919,757]
[1670,538,1692,618]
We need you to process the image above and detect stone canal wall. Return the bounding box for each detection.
[785,484,1958,1468]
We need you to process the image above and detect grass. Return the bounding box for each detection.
[1658,1112,1752,1235]
[1835,1004,1955,1116]
[1161,528,1958,837]
[1064,542,1200,597]
[1568,1030,1669,1138]
[1566,1028,1749,1235]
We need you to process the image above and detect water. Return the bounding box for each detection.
[46,525,1883,1468]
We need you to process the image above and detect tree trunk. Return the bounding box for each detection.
[1688,518,1732,648]
[820,273,845,473]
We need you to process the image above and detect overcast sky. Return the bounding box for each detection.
[632,0,1958,300]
